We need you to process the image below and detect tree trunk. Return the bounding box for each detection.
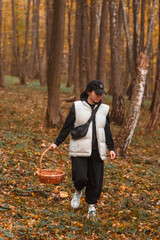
[11,0,24,84]
[146,78,160,132]
[35,0,44,86]
[0,0,4,88]
[121,0,134,81]
[146,0,160,132]
[90,0,97,80]
[144,0,156,55]
[96,0,109,85]
[78,0,91,91]
[84,0,91,83]
[115,53,149,157]
[68,1,80,93]
[46,0,53,60]
[139,0,146,53]
[45,0,66,127]
[67,0,73,87]
[29,0,38,81]
[109,0,124,125]
[21,0,31,84]
[127,0,140,99]
[79,0,86,92]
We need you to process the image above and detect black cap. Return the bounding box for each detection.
[86,80,107,95]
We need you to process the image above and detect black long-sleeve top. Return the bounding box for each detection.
[55,100,114,152]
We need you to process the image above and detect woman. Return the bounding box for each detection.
[51,80,116,219]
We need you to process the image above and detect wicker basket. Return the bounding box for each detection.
[37,147,65,184]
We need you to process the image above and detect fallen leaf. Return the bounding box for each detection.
[60,191,68,198]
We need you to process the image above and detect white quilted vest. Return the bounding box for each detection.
[69,100,109,160]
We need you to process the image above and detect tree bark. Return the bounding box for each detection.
[127,0,140,99]
[146,78,160,132]
[11,0,24,84]
[144,0,156,55]
[21,0,31,84]
[146,0,160,132]
[115,53,149,157]
[78,0,91,91]
[29,0,39,81]
[45,0,66,127]
[96,0,109,85]
[79,0,86,92]
[90,0,97,80]
[0,0,4,88]
[121,0,134,81]
[68,1,81,93]
[35,0,44,86]
[46,0,53,60]
[84,0,91,83]
[139,0,146,53]
[109,0,125,125]
[67,0,73,87]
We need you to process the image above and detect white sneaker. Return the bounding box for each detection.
[71,190,82,209]
[87,204,96,219]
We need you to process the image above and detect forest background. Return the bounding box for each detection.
[0,0,160,239]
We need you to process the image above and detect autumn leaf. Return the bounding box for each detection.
[60,191,68,198]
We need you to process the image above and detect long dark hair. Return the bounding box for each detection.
[80,90,89,100]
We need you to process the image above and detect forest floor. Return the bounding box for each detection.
[0,77,160,240]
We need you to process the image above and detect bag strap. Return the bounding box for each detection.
[87,102,101,124]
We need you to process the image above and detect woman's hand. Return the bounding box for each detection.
[110,150,116,159]
[50,143,57,150]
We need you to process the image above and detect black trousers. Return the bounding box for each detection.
[71,150,104,204]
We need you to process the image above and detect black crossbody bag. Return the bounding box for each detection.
[71,103,101,140]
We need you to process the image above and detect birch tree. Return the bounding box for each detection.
[115,0,157,156]
[115,53,149,157]
[121,0,156,99]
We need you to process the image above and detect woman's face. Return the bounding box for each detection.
[87,90,102,104]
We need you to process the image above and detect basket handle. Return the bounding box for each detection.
[39,147,62,174]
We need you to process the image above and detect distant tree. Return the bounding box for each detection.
[109,0,125,125]
[11,0,22,83]
[35,0,44,86]
[90,0,97,80]
[139,0,146,53]
[96,0,109,85]
[67,0,74,87]
[28,0,37,81]
[45,0,66,127]
[146,0,160,132]
[121,0,134,83]
[22,0,31,83]
[0,0,4,88]
[126,0,140,99]
[79,0,91,91]
[11,0,31,85]
[126,0,156,99]
[46,0,53,59]
[67,1,81,93]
